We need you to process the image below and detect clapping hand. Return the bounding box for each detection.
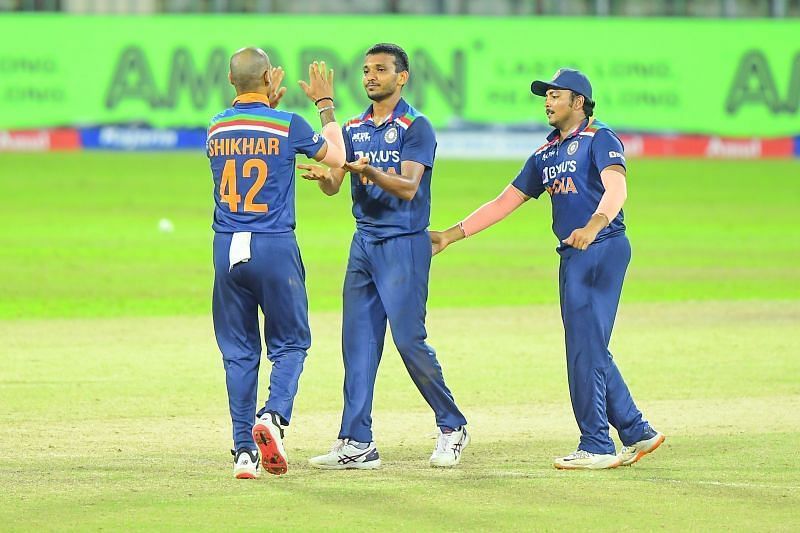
[298,61,335,104]
[268,66,287,108]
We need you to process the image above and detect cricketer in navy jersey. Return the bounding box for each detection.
[208,103,324,233]
[208,49,346,478]
[301,43,469,470]
[512,117,627,254]
[430,68,664,470]
[343,97,435,239]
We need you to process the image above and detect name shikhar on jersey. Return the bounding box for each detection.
[206,96,325,234]
[207,136,281,157]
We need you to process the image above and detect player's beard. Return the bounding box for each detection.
[366,83,396,102]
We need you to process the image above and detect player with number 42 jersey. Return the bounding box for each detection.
[207,48,346,479]
[208,98,324,233]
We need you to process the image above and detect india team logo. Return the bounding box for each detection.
[567,140,579,155]
[384,127,398,144]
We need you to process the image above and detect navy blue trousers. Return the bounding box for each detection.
[212,232,310,450]
[559,234,649,455]
[339,231,467,443]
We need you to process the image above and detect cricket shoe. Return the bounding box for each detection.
[252,412,288,476]
[429,426,470,467]
[554,449,622,470]
[308,439,381,470]
[232,448,260,479]
[618,427,666,466]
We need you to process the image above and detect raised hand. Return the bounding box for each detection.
[298,61,335,103]
[268,66,287,108]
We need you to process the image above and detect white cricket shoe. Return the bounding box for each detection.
[618,428,666,466]
[252,412,288,476]
[308,439,381,470]
[554,449,622,470]
[429,426,470,467]
[232,448,260,479]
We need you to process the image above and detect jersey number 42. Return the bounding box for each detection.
[219,158,268,213]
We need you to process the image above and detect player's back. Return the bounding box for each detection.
[207,94,324,234]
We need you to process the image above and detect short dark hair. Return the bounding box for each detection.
[569,91,595,118]
[365,43,409,73]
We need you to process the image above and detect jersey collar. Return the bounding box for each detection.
[360,97,408,127]
[232,93,271,107]
[546,117,594,142]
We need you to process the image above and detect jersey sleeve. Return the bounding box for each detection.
[511,154,546,199]
[400,116,436,168]
[591,129,627,172]
[289,114,326,158]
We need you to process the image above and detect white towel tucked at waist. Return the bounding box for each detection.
[228,231,252,271]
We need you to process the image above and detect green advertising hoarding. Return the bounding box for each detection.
[1,15,798,136]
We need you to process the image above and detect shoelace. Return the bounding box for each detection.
[619,445,634,455]
[567,450,593,460]
[435,432,456,453]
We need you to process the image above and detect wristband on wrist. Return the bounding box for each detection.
[317,105,335,114]
[314,97,334,106]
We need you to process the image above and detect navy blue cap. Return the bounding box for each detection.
[531,68,593,101]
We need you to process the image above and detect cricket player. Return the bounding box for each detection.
[298,43,469,469]
[429,69,664,470]
[208,48,346,478]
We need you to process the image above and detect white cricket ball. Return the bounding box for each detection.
[158,218,175,233]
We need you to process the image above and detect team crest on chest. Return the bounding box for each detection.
[566,140,579,155]
[384,127,398,144]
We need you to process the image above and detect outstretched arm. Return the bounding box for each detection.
[296,164,347,196]
[430,185,530,255]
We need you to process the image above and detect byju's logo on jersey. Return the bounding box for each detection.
[567,140,579,155]
[354,149,401,164]
[384,127,398,144]
[352,131,370,142]
[542,160,577,181]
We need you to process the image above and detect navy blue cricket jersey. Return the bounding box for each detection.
[512,118,627,253]
[207,94,325,234]
[343,98,436,240]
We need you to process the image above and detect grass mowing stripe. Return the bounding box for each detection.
[0,154,798,318]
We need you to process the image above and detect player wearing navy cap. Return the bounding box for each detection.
[300,43,469,469]
[430,68,664,470]
[208,48,346,478]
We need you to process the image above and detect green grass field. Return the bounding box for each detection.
[1,153,799,531]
